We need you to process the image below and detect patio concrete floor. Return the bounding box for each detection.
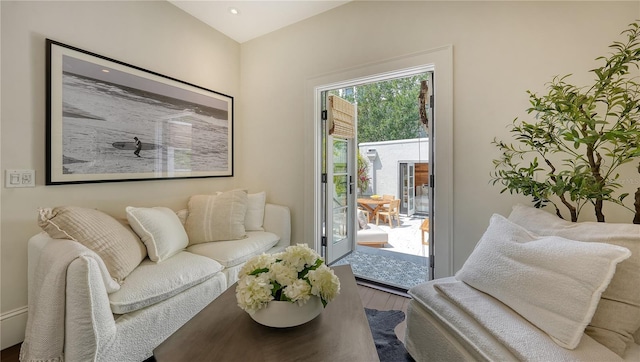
[370,214,429,257]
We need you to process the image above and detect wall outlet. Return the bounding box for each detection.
[5,169,35,188]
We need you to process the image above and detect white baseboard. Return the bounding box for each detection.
[1,306,27,350]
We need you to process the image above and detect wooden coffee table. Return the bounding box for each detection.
[153,264,379,361]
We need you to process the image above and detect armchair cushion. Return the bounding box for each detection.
[457,214,630,350]
[509,204,640,356]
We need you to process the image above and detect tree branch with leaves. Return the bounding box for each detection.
[491,21,640,222]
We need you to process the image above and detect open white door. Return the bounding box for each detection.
[322,93,357,264]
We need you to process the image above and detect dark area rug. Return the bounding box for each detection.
[365,308,415,362]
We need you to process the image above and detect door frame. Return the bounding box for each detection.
[305,45,454,278]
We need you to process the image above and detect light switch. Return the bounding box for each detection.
[5,169,35,188]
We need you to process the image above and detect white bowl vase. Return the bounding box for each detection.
[250,296,323,328]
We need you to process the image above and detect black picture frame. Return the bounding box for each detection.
[46,39,233,185]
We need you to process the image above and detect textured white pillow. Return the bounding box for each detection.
[456,214,631,350]
[38,206,146,283]
[185,190,248,244]
[508,204,640,356]
[176,209,189,225]
[126,206,189,262]
[245,192,266,231]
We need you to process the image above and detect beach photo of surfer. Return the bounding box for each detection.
[47,40,233,184]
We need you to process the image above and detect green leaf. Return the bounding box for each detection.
[249,268,269,276]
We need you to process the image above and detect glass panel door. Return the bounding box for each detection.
[399,162,416,216]
[322,91,356,264]
[328,139,351,262]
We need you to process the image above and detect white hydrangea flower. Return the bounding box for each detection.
[280,244,320,272]
[236,244,341,315]
[269,262,298,287]
[239,253,276,277]
[283,279,312,305]
[235,273,274,314]
[307,265,340,303]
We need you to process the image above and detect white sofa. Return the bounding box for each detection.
[22,198,291,362]
[405,205,640,361]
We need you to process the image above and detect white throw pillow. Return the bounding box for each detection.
[357,209,369,230]
[245,192,266,231]
[508,204,640,356]
[185,190,248,244]
[176,209,189,225]
[38,206,147,283]
[126,206,189,262]
[456,214,631,350]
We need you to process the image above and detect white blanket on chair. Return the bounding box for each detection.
[434,281,624,362]
[20,239,118,362]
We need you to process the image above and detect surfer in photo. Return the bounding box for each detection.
[134,137,142,157]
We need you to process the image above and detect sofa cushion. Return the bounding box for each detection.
[245,191,267,231]
[456,214,630,350]
[185,190,248,244]
[126,206,189,262]
[356,224,388,245]
[186,231,279,268]
[176,208,189,225]
[509,204,640,356]
[38,206,146,283]
[108,251,224,314]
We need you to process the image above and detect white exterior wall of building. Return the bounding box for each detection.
[358,138,429,198]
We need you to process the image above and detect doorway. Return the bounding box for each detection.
[399,161,429,216]
[319,69,433,291]
[308,45,453,281]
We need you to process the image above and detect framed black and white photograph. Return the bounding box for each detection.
[46,39,233,185]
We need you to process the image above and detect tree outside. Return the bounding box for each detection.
[334,74,428,143]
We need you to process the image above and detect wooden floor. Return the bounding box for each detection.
[1,285,410,362]
[357,284,411,342]
[0,344,19,362]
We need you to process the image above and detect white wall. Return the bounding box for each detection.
[0,0,241,349]
[240,1,639,275]
[359,138,429,197]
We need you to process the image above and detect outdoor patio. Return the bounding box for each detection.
[333,214,430,290]
[372,214,429,257]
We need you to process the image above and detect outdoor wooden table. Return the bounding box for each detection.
[357,198,391,222]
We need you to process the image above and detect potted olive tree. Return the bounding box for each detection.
[492,21,640,223]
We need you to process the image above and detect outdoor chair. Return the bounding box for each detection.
[421,218,429,245]
[376,199,400,227]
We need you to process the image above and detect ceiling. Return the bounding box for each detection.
[168,1,351,43]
